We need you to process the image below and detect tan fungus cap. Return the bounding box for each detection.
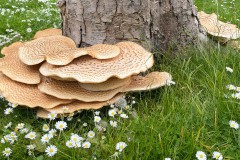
[36,93,124,118]
[84,44,120,59]
[198,11,240,41]
[18,35,78,65]
[79,77,131,91]
[19,35,121,65]
[40,41,154,83]
[0,73,72,108]
[0,42,41,84]
[38,72,170,102]
[123,72,172,92]
[33,28,62,39]
[38,77,124,102]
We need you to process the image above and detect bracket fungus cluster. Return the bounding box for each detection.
[0,28,172,118]
[198,11,240,48]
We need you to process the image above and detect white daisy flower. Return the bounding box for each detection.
[42,124,50,132]
[83,123,88,127]
[67,116,73,121]
[87,131,95,138]
[226,67,233,73]
[48,129,57,138]
[26,28,32,33]
[20,128,29,134]
[236,87,240,92]
[226,84,236,90]
[212,151,223,160]
[2,147,12,157]
[70,134,83,143]
[196,151,207,160]
[28,150,33,156]
[165,158,171,160]
[166,80,176,86]
[4,108,13,115]
[82,141,91,148]
[75,141,82,148]
[41,134,50,144]
[66,140,75,148]
[116,142,127,152]
[120,114,128,119]
[4,122,12,129]
[16,123,25,130]
[27,144,36,150]
[25,132,36,140]
[232,92,240,99]
[94,116,101,123]
[110,120,117,127]
[10,103,18,108]
[55,121,67,131]
[1,138,5,144]
[9,132,17,141]
[94,111,100,115]
[108,109,117,117]
[229,120,239,129]
[45,145,57,157]
[47,113,57,120]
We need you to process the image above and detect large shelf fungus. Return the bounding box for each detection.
[198,11,240,44]
[0,28,172,118]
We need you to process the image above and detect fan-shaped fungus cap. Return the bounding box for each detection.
[18,35,78,65]
[36,94,124,118]
[33,28,62,39]
[0,73,72,108]
[53,44,121,63]
[19,35,121,65]
[40,41,154,83]
[198,11,240,42]
[79,77,131,91]
[38,77,123,102]
[84,44,120,59]
[0,42,41,84]
[38,72,170,102]
[123,72,172,92]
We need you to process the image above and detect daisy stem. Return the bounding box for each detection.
[58,131,62,141]
[59,150,71,158]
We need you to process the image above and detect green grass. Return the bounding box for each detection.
[195,0,240,27]
[0,0,240,159]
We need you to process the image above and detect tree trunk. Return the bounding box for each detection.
[57,0,206,52]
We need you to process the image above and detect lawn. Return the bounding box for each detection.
[0,0,239,159]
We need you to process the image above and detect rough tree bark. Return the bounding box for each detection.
[57,0,206,52]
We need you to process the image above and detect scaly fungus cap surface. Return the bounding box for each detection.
[38,77,124,102]
[0,42,41,84]
[0,73,72,108]
[40,41,154,83]
[33,28,62,39]
[18,35,78,65]
[198,11,240,41]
